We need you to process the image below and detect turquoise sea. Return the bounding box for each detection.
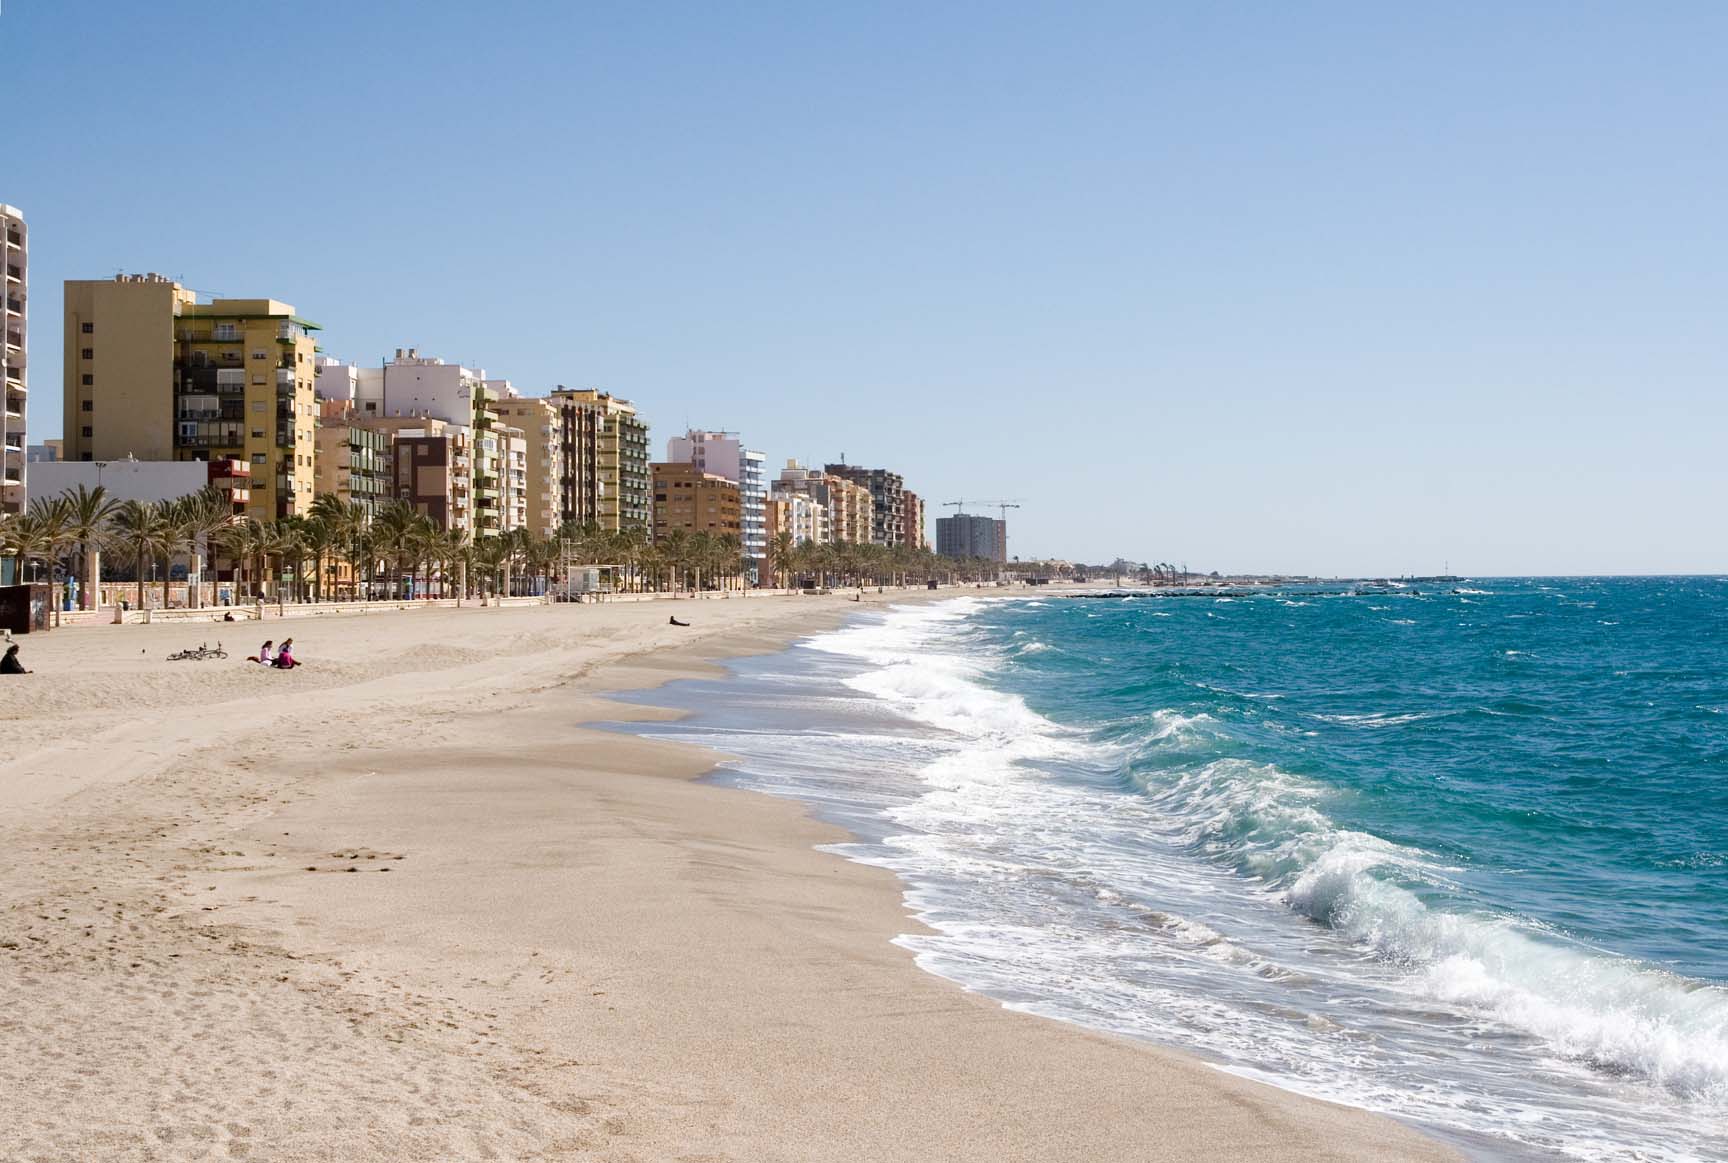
[622,579,1728,1160]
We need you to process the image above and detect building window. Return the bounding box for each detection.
[251,429,264,439]
[81,452,92,461]
[81,425,92,438]
[81,374,93,386]
[251,453,266,465]
[81,348,93,360]
[81,400,93,412]
[251,351,267,360]
[81,322,93,334]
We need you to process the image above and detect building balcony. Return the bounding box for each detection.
[4,330,20,350]
[5,264,20,282]
[175,433,243,450]
[5,297,22,316]
[4,393,21,419]
[276,368,296,386]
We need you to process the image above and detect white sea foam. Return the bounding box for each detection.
[1142,750,1728,1106]
[750,599,1728,1160]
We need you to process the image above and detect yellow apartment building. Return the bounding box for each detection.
[62,275,319,520]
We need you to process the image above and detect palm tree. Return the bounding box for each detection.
[108,500,173,612]
[8,503,62,589]
[260,521,304,606]
[171,488,234,609]
[33,497,81,625]
[616,523,650,592]
[473,535,506,597]
[300,513,342,602]
[367,501,413,599]
[768,531,795,589]
[56,484,119,612]
[715,533,744,591]
[217,517,267,602]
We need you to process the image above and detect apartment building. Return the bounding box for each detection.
[650,461,741,541]
[549,390,602,528]
[936,513,1008,562]
[352,415,472,536]
[825,463,906,546]
[552,388,649,532]
[901,490,927,551]
[314,402,391,520]
[665,430,768,572]
[765,490,825,545]
[2,204,26,518]
[775,459,881,545]
[62,275,319,520]
[492,397,567,539]
[377,348,485,425]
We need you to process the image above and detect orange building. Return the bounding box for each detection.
[651,461,741,540]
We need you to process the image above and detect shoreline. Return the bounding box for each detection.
[0,593,1458,1160]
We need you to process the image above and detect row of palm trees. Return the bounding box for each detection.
[1,485,1023,614]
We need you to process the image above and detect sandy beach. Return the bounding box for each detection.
[0,593,1456,1161]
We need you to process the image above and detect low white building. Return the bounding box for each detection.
[29,457,209,505]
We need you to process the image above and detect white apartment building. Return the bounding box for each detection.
[665,429,767,571]
[2,203,27,519]
[381,348,484,424]
[772,487,828,545]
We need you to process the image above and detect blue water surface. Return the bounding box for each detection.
[618,578,1728,1161]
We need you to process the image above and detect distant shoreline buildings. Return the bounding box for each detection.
[2,240,976,588]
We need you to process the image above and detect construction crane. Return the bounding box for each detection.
[942,498,1024,519]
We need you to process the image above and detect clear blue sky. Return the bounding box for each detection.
[7,0,1726,575]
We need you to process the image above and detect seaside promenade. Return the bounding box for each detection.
[0,593,1454,1161]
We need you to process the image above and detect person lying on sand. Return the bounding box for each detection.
[668,616,690,627]
[274,638,301,669]
[248,640,275,664]
[1,644,31,674]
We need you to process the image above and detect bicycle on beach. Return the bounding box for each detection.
[167,641,228,661]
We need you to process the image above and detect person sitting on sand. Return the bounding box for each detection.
[668,616,689,627]
[1,644,31,674]
[274,638,301,669]
[249,639,275,665]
